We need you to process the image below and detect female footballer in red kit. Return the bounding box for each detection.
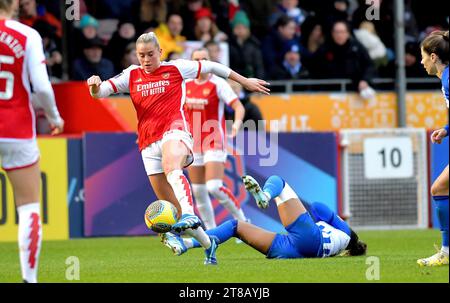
[87,32,269,265]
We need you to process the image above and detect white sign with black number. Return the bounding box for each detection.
[363,137,414,179]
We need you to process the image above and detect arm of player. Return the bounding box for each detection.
[431,126,449,144]
[27,30,64,135]
[229,100,245,138]
[200,61,270,95]
[88,66,134,98]
[87,75,113,98]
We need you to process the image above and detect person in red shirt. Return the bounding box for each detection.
[87,32,269,265]
[0,0,64,283]
[185,48,248,231]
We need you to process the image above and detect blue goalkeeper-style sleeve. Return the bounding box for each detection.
[309,202,351,236]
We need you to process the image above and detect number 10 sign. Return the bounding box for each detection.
[363,137,414,179]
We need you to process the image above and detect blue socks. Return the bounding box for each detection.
[263,175,285,199]
[433,196,449,248]
[309,202,351,236]
[191,219,238,248]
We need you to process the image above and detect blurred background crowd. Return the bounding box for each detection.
[20,0,448,90]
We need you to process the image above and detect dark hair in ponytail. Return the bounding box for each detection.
[346,229,367,256]
[421,31,449,65]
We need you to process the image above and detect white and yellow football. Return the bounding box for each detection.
[144,200,178,233]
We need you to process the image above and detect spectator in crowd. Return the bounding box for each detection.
[229,10,265,79]
[262,15,300,78]
[119,42,139,71]
[154,14,186,61]
[179,0,210,41]
[269,0,308,32]
[299,16,324,71]
[204,40,222,63]
[226,80,264,131]
[270,44,309,80]
[132,0,168,35]
[72,14,100,61]
[19,0,62,38]
[353,21,387,69]
[32,20,62,80]
[312,21,377,96]
[105,18,137,73]
[194,7,227,43]
[352,0,394,50]
[72,37,115,81]
[239,0,275,40]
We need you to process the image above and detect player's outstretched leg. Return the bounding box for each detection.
[161,232,219,265]
[241,175,271,209]
[161,232,187,256]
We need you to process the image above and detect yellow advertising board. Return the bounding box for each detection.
[250,92,448,131]
[0,138,69,242]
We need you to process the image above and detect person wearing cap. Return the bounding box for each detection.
[194,7,227,43]
[79,14,99,40]
[229,10,265,79]
[270,43,309,80]
[72,37,115,81]
[70,14,100,64]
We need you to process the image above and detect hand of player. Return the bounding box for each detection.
[87,75,102,94]
[50,118,64,136]
[243,78,270,95]
[431,128,448,144]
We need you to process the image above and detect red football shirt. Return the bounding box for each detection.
[107,60,202,151]
[185,74,238,153]
[0,19,46,140]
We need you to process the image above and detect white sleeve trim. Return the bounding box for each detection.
[25,28,62,125]
[200,61,232,79]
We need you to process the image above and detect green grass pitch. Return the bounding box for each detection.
[0,229,448,283]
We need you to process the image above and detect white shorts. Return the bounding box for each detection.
[191,149,228,167]
[141,130,194,176]
[0,139,40,171]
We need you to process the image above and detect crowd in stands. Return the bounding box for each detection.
[19,0,449,91]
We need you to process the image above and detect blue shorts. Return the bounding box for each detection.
[266,213,323,259]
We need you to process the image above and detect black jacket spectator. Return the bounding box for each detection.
[228,11,265,79]
[229,36,265,79]
[105,19,137,74]
[311,21,376,91]
[72,38,115,81]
